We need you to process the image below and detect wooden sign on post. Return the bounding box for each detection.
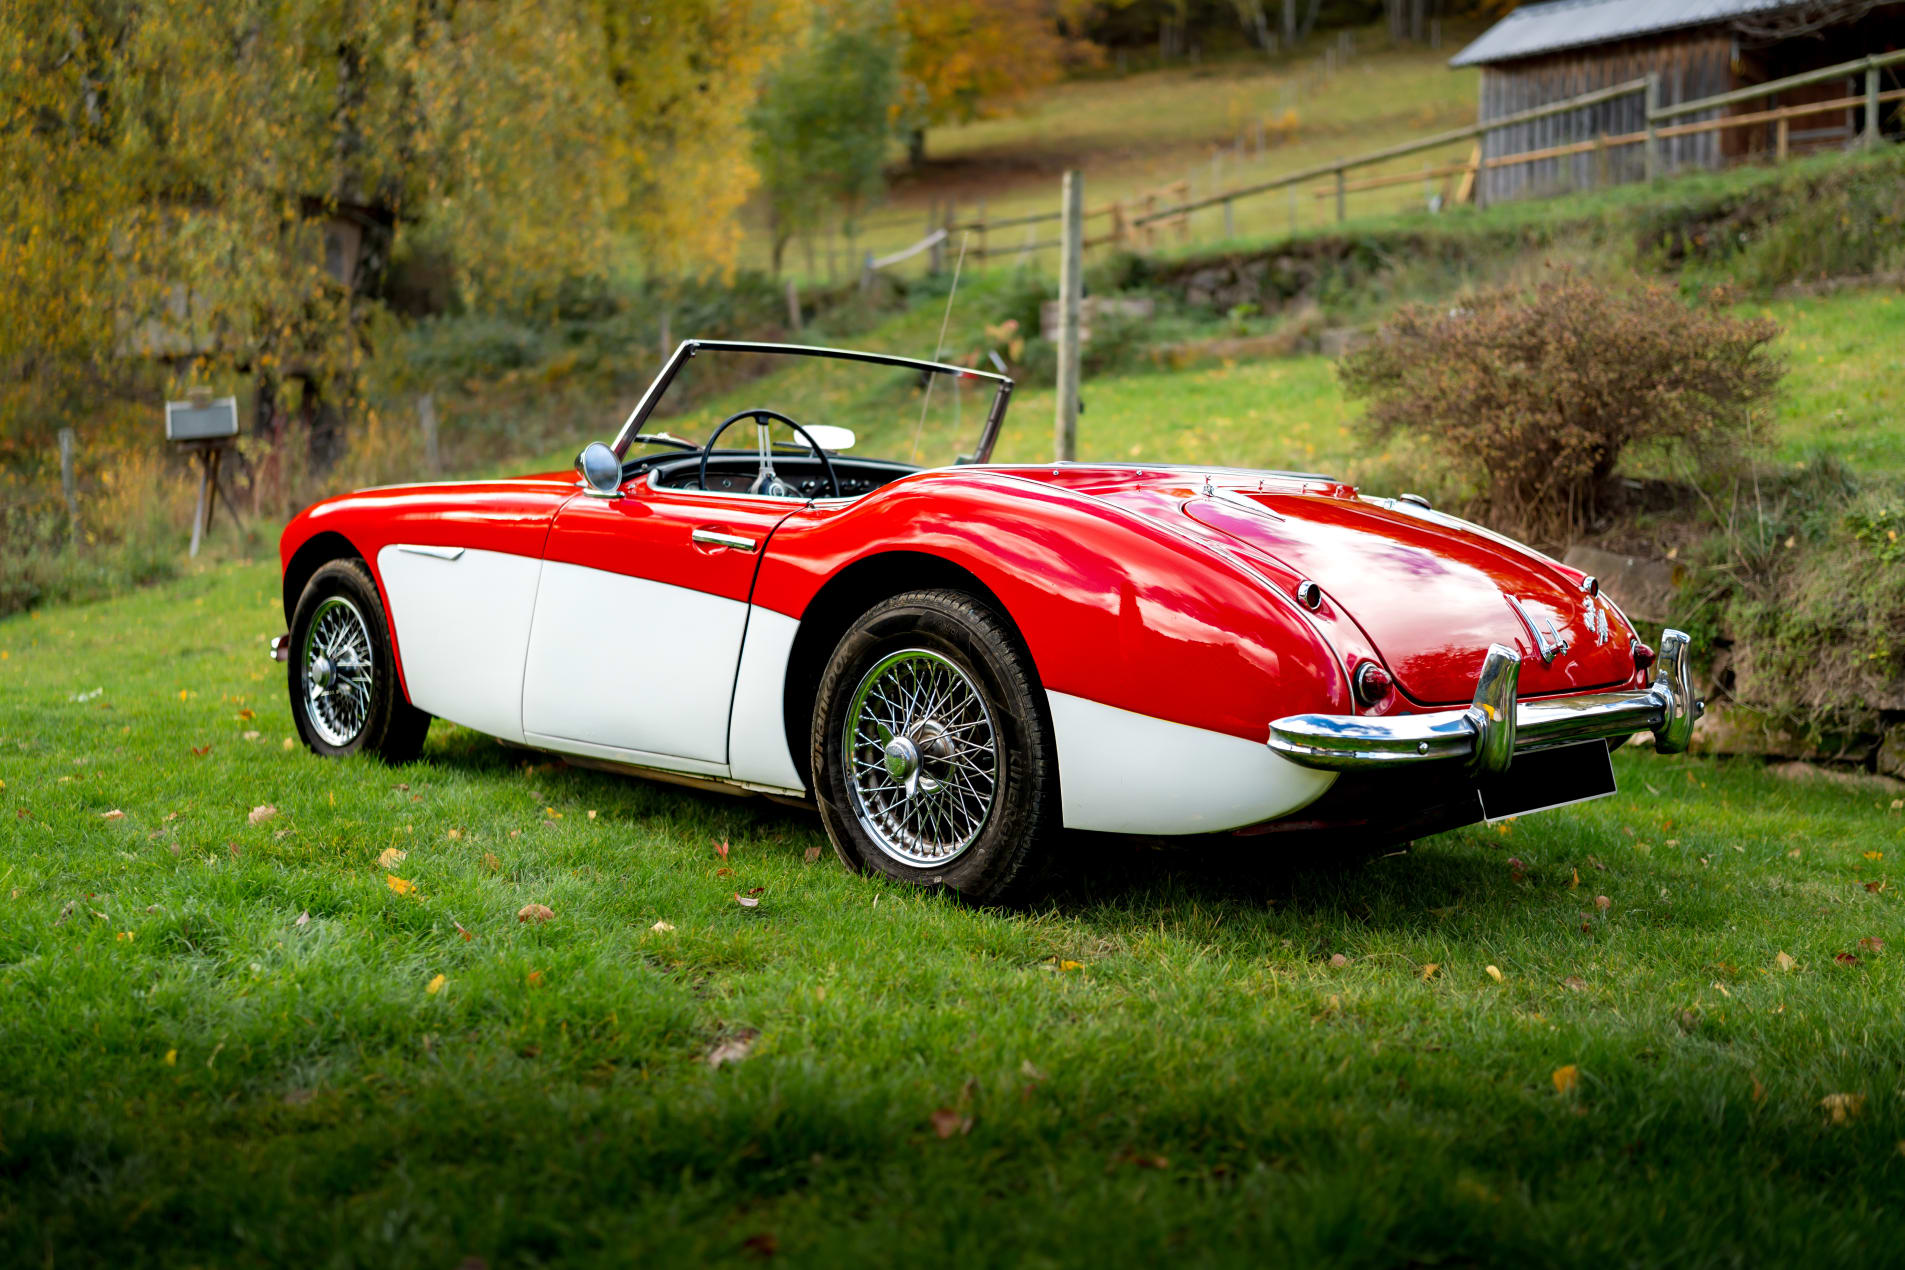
[165,394,243,558]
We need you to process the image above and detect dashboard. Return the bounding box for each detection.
[650,454,921,500]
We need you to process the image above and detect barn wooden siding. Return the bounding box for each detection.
[1477,30,1736,202]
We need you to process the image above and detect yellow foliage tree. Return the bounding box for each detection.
[893,0,1098,163]
[0,0,800,449]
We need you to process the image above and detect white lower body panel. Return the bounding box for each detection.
[1045,691,1337,834]
[377,545,542,742]
[520,561,747,764]
[727,607,804,793]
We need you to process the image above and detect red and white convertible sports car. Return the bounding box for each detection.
[276,340,1700,900]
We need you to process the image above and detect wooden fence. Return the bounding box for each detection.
[894,47,1903,267]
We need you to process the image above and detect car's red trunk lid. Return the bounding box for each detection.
[1177,488,1633,704]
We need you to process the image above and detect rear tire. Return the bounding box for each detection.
[288,558,430,764]
[811,589,1059,904]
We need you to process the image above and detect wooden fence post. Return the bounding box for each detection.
[1644,72,1660,181]
[418,393,439,474]
[1223,197,1235,240]
[1866,65,1881,146]
[785,277,802,334]
[1055,171,1083,464]
[1594,131,1608,188]
[1334,164,1346,223]
[1475,128,1490,210]
[976,200,988,262]
[58,427,79,547]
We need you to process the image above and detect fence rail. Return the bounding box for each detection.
[904,44,1903,263]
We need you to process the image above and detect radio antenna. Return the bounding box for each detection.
[910,229,969,465]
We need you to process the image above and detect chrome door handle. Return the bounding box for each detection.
[692,528,758,552]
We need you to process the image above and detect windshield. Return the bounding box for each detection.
[613,343,1011,469]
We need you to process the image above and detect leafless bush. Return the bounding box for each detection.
[1339,270,1783,544]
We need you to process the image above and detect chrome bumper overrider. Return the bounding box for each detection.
[1268,629,1702,775]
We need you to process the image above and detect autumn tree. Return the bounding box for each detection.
[0,0,800,453]
[750,8,901,274]
[893,0,1098,164]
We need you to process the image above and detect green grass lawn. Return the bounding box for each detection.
[3,551,1903,1265]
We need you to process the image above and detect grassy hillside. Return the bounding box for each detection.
[2,559,1902,1267]
[744,30,1486,281]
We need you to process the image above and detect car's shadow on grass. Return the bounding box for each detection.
[425,727,1549,937]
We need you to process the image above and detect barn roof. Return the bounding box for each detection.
[1450,0,1797,67]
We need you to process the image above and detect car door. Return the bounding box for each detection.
[519,477,794,770]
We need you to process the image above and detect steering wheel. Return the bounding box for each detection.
[698,407,841,499]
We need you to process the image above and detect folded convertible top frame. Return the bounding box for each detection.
[1267,629,1702,775]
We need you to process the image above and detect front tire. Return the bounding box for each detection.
[811,589,1059,903]
[287,558,430,763]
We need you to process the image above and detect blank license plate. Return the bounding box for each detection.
[1477,741,1617,823]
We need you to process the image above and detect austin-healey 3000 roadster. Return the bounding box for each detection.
[275,340,1700,900]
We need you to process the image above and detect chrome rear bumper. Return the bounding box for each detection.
[1268,629,1702,775]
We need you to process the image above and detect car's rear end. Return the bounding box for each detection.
[1038,466,1702,840]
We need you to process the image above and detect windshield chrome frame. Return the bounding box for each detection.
[610,339,1015,466]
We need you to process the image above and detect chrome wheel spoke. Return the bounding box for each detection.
[842,648,1000,868]
[301,596,376,747]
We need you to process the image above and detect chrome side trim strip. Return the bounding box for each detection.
[1268,629,1703,773]
[396,544,466,561]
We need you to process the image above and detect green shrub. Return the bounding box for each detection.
[1338,269,1783,545]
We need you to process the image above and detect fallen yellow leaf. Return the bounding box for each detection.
[1862,851,1883,861]
[1485,964,1503,983]
[385,874,415,896]
[115,930,134,941]
[518,902,554,924]
[177,689,189,701]
[650,920,676,932]
[446,828,462,841]
[1055,959,1083,972]
[1820,1092,1865,1123]
[164,1049,176,1066]
[1552,1064,1580,1095]
[526,970,543,988]
[282,737,295,750]
[425,973,446,996]
[1419,962,1440,980]
[586,809,597,821]
[1776,951,1796,972]
[377,847,407,868]
[247,805,277,826]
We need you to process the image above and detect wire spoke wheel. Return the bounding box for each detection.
[301,596,375,748]
[843,648,1000,867]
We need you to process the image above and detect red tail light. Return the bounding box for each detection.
[1353,661,1394,706]
[1633,641,1657,671]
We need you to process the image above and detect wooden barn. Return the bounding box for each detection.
[1452,0,1905,202]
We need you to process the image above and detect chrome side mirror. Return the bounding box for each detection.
[577,442,622,498]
